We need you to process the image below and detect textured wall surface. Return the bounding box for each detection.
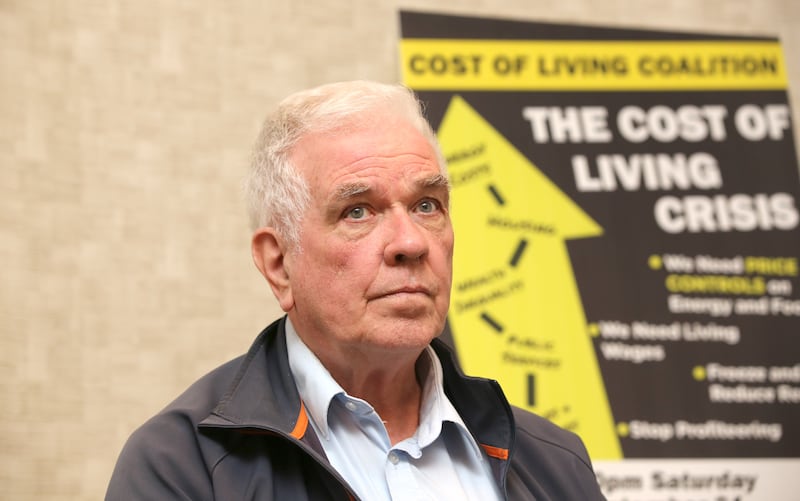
[2,1,798,499]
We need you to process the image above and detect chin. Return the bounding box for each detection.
[372,321,441,349]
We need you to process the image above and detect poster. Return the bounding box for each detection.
[399,10,800,500]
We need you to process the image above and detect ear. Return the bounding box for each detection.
[252,228,294,312]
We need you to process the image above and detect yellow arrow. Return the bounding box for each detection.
[439,95,622,459]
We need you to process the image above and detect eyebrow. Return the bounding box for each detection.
[420,173,451,192]
[331,173,451,203]
[332,182,370,201]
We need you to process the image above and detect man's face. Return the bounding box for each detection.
[283,114,454,359]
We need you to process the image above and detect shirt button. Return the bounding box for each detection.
[388,452,400,465]
[345,401,358,412]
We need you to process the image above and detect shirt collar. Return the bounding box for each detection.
[415,343,482,459]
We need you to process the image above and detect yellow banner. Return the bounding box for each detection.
[400,39,787,91]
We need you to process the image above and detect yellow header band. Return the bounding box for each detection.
[400,39,787,91]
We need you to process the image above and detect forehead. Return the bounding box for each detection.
[291,116,442,193]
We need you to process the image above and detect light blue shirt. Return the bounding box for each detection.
[285,319,504,501]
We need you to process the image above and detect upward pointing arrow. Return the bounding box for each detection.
[439,95,621,459]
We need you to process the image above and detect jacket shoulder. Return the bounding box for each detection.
[105,355,246,500]
[511,406,594,469]
[509,406,606,500]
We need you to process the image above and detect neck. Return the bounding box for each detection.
[324,346,426,445]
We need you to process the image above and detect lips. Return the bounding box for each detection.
[368,284,434,300]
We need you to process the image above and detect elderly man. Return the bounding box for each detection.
[106,81,606,500]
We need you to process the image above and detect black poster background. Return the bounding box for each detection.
[401,10,800,458]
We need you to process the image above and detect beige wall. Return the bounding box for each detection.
[2,1,798,499]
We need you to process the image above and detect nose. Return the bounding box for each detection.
[384,209,429,265]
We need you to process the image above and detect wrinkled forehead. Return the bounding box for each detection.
[329,170,450,201]
[290,115,442,185]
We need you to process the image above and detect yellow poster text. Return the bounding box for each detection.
[400,39,787,91]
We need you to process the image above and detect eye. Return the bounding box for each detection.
[345,206,368,220]
[416,199,441,214]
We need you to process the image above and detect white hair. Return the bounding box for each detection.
[244,80,447,248]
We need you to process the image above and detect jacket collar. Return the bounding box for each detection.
[198,317,308,440]
[198,317,515,466]
[431,338,515,460]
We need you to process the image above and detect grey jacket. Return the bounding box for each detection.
[106,317,606,500]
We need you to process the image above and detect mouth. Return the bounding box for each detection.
[370,285,433,300]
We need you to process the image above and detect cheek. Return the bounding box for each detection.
[328,242,360,275]
[436,230,455,270]
[306,239,375,286]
